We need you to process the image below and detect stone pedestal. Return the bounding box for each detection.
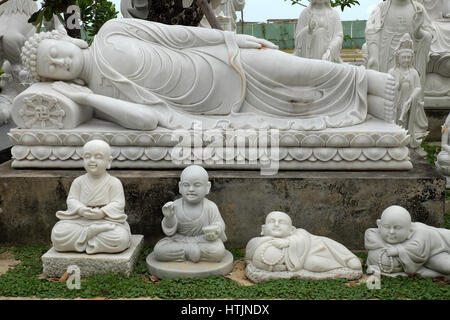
[42,235,144,277]
[146,250,234,279]
[0,153,445,250]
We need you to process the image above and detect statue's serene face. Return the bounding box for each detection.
[36,39,84,81]
[377,209,412,244]
[179,168,211,204]
[262,212,293,238]
[398,50,413,68]
[82,142,112,176]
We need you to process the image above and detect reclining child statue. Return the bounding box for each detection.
[245,211,363,283]
[19,17,397,132]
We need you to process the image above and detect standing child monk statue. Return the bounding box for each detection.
[153,165,227,263]
[51,140,131,254]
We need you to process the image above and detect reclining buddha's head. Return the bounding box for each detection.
[22,30,89,82]
[377,205,413,244]
[261,211,296,238]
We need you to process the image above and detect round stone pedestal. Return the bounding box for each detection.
[146,250,234,279]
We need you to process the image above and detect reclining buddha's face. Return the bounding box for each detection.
[262,211,294,238]
[36,39,84,81]
[377,206,413,244]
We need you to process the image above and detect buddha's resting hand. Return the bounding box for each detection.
[270,238,290,249]
[52,81,93,105]
[79,207,106,220]
[162,201,175,219]
[322,48,331,61]
[386,246,399,257]
[202,224,221,241]
[236,34,278,50]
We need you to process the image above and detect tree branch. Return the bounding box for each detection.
[0,0,9,6]
[196,0,223,30]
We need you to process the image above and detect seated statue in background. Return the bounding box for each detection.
[20,18,396,132]
[153,165,227,263]
[365,205,450,279]
[435,113,450,184]
[245,211,362,282]
[51,140,131,254]
[388,33,428,152]
[294,0,343,63]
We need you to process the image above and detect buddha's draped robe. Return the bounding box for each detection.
[88,18,368,131]
[153,198,226,262]
[365,222,450,275]
[51,174,131,254]
[245,228,359,273]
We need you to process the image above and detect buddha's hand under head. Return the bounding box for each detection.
[52,81,93,105]
[202,225,221,241]
[236,34,279,50]
[162,201,175,218]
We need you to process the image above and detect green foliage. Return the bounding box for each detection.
[422,142,440,166]
[28,0,118,40]
[285,0,360,11]
[0,246,448,299]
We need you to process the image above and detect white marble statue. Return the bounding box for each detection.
[293,0,343,63]
[153,165,227,263]
[245,211,363,283]
[388,33,428,151]
[435,113,450,185]
[0,0,37,92]
[19,18,397,132]
[51,139,131,254]
[365,0,435,89]
[365,205,450,279]
[0,62,15,124]
[200,0,245,31]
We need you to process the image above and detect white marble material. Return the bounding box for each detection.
[200,0,245,31]
[293,0,343,63]
[435,113,450,185]
[50,140,132,254]
[152,165,229,264]
[388,33,428,152]
[245,211,363,283]
[365,0,434,89]
[43,235,144,277]
[19,18,396,132]
[365,205,450,279]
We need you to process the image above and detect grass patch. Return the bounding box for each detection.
[0,245,448,300]
[422,142,440,166]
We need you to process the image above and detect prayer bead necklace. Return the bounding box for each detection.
[261,241,285,271]
[378,248,395,273]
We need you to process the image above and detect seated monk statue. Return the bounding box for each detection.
[153,165,227,263]
[245,211,362,281]
[51,139,131,254]
[20,18,396,132]
[365,205,450,279]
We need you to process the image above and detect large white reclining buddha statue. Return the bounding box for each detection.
[8,18,411,170]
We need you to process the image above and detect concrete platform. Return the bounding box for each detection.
[146,250,234,279]
[0,153,445,250]
[41,235,144,277]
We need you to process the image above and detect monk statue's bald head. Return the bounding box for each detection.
[83,140,113,176]
[179,165,211,204]
[262,211,295,238]
[377,205,413,244]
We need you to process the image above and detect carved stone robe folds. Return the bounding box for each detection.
[245,229,359,273]
[89,18,368,131]
[153,198,227,262]
[365,223,450,275]
[294,6,344,63]
[51,174,131,254]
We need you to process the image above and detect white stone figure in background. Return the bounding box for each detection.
[365,205,450,279]
[153,165,227,263]
[388,33,428,151]
[435,113,450,185]
[418,0,450,19]
[245,211,363,283]
[0,62,16,124]
[0,0,37,92]
[20,18,396,132]
[294,0,343,63]
[215,0,245,31]
[51,140,131,254]
[365,0,434,88]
